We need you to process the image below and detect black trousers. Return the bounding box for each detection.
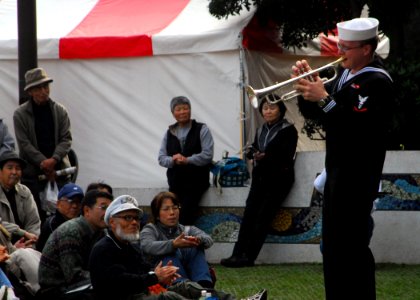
[233,178,293,262]
[322,169,377,300]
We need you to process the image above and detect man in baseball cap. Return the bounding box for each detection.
[36,183,85,251]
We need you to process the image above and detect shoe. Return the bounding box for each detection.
[241,289,267,300]
[220,254,254,268]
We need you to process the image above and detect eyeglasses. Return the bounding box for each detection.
[61,198,81,205]
[337,42,363,52]
[160,205,180,212]
[113,215,141,222]
[95,204,109,211]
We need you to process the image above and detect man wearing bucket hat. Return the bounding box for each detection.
[0,150,40,242]
[90,195,268,300]
[13,67,73,222]
[292,18,395,299]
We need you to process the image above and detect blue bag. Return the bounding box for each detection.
[211,157,250,189]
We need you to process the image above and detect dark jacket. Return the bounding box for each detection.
[89,231,158,300]
[36,210,68,251]
[248,119,298,188]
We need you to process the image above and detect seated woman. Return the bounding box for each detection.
[139,191,214,288]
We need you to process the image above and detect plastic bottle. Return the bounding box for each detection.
[206,291,218,300]
[198,290,207,300]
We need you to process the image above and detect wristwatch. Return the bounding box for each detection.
[318,95,333,108]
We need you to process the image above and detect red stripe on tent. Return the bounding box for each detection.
[59,0,189,59]
[320,30,339,56]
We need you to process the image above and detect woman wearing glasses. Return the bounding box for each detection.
[139,191,214,289]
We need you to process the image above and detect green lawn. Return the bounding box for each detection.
[212,263,420,300]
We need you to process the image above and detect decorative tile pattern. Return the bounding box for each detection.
[376,174,420,210]
[139,174,420,244]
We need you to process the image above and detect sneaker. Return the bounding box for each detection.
[241,289,267,300]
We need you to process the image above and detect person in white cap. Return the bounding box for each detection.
[89,194,268,300]
[291,17,395,299]
[13,67,73,222]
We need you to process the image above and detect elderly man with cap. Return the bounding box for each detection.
[158,96,214,225]
[0,150,40,243]
[89,195,267,300]
[292,17,395,299]
[13,67,72,222]
[36,182,85,252]
[38,189,113,300]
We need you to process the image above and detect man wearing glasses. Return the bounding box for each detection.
[38,190,113,299]
[90,194,267,300]
[36,183,85,252]
[292,17,395,299]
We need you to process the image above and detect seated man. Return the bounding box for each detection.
[89,195,267,300]
[85,181,113,195]
[36,183,84,251]
[140,191,214,288]
[0,151,40,242]
[38,190,113,300]
[0,220,41,296]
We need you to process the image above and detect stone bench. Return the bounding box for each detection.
[114,150,420,264]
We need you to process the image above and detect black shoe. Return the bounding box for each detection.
[220,254,254,268]
[241,289,267,300]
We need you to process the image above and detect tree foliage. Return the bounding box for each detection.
[209,0,363,48]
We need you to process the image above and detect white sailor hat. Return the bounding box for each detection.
[337,17,379,41]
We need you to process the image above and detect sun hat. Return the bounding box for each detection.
[24,67,53,91]
[337,17,379,41]
[104,195,143,225]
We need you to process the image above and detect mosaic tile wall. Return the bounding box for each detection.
[139,174,420,244]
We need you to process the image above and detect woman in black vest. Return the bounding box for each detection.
[158,96,214,225]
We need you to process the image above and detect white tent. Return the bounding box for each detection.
[0,0,389,189]
[0,0,255,189]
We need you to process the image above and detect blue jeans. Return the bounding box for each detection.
[0,268,12,288]
[161,247,212,284]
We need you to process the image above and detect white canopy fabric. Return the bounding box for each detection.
[0,0,255,189]
[0,0,389,189]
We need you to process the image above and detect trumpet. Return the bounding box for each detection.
[246,57,345,108]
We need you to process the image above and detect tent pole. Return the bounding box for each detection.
[17,0,38,104]
[239,39,247,159]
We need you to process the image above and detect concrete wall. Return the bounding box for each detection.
[114,150,420,264]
